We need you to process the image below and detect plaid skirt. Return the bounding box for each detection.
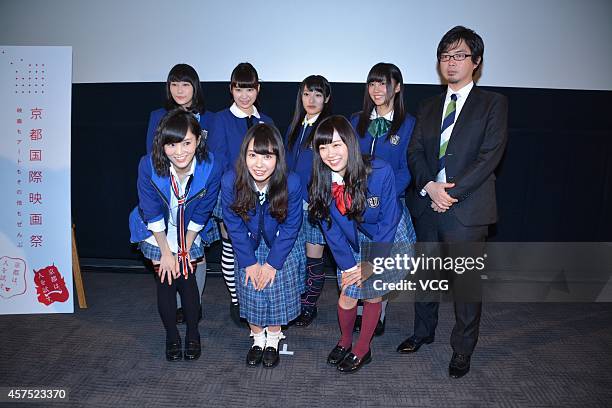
[339,208,416,299]
[203,220,221,245]
[235,233,306,326]
[303,209,326,245]
[212,194,223,220]
[139,241,204,262]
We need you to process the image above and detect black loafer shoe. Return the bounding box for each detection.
[295,307,317,327]
[396,336,434,353]
[374,317,386,336]
[184,340,201,361]
[337,350,372,373]
[449,352,471,378]
[353,315,362,332]
[230,303,242,327]
[246,346,263,366]
[262,347,279,368]
[176,307,185,324]
[327,344,351,365]
[165,339,182,362]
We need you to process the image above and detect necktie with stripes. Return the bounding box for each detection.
[438,93,457,172]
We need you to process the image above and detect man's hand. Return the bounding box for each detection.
[431,201,447,213]
[424,181,458,210]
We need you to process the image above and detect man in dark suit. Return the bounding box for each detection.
[397,26,508,378]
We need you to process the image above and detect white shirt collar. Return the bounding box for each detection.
[169,158,196,183]
[331,171,344,185]
[369,108,394,121]
[302,113,320,126]
[252,181,268,195]
[230,102,261,119]
[446,81,474,102]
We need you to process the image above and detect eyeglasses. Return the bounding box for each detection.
[439,53,472,62]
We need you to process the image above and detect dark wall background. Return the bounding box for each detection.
[71,82,612,261]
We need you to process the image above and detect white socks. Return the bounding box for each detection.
[265,328,285,350]
[250,328,285,350]
[250,330,266,348]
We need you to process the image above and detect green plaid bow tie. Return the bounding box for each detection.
[368,117,391,138]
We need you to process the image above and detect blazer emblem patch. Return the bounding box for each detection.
[367,196,380,208]
[390,134,400,145]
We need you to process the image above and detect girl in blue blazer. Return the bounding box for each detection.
[144,64,222,324]
[350,62,416,334]
[214,63,274,326]
[284,75,332,327]
[131,109,222,362]
[222,123,304,368]
[309,115,416,373]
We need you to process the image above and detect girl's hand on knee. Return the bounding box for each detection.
[341,265,362,289]
[159,253,176,285]
[245,263,261,289]
[258,263,277,290]
[180,253,194,278]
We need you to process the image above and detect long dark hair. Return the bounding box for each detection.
[231,123,288,223]
[309,115,371,225]
[286,75,332,150]
[151,109,209,176]
[164,64,205,114]
[355,63,406,140]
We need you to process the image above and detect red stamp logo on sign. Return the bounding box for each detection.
[0,256,27,299]
[33,264,69,305]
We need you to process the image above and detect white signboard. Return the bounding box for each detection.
[0,46,73,314]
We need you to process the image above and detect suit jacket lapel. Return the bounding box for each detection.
[430,93,446,163]
[447,87,480,151]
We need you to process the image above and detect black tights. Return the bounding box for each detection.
[154,262,200,342]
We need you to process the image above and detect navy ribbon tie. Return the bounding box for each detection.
[438,93,457,172]
[170,174,193,278]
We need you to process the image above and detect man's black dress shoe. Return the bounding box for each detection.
[294,307,317,327]
[396,336,434,353]
[337,350,372,373]
[246,346,263,366]
[449,352,471,378]
[327,345,351,365]
[184,340,201,361]
[165,339,182,361]
[374,317,386,336]
[353,315,362,332]
[230,303,242,327]
[262,347,279,368]
[176,307,185,324]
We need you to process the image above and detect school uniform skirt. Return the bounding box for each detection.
[303,209,326,245]
[235,234,306,326]
[339,208,417,300]
[139,241,205,261]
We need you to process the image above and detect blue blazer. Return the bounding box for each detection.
[145,108,227,170]
[284,124,315,203]
[134,153,222,241]
[321,159,402,271]
[221,170,303,271]
[350,113,416,196]
[214,108,274,171]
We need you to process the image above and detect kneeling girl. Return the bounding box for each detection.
[309,115,416,373]
[131,109,222,361]
[222,123,305,368]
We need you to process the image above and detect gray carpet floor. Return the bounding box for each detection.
[1,271,611,407]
